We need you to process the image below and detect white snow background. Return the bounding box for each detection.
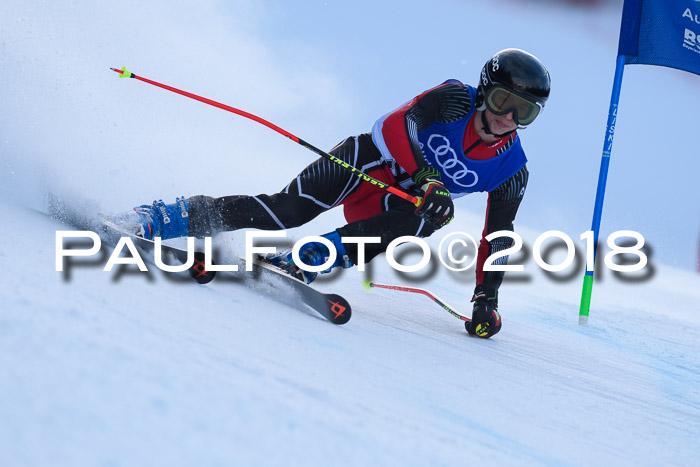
[1,0,699,466]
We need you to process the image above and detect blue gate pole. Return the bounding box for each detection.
[579,54,626,325]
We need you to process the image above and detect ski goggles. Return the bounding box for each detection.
[483,85,543,126]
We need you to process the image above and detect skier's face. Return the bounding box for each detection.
[484,109,518,134]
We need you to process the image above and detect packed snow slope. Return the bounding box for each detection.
[2,200,700,466]
[2,0,700,465]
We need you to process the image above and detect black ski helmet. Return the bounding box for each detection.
[476,48,551,125]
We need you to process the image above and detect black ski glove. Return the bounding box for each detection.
[412,168,454,229]
[466,284,502,338]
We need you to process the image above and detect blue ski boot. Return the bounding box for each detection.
[130,196,190,240]
[265,231,352,284]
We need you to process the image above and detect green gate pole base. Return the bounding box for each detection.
[579,274,594,325]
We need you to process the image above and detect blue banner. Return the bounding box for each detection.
[619,0,700,76]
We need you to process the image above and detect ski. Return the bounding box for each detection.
[47,194,351,324]
[48,195,351,324]
[101,220,216,284]
[100,221,351,324]
[248,256,351,325]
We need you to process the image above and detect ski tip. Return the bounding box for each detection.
[189,251,216,284]
[326,294,351,325]
[362,279,374,291]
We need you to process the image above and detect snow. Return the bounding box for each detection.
[2,0,700,466]
[2,200,699,466]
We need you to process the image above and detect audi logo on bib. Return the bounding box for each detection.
[426,134,478,188]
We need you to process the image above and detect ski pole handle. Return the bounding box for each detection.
[111,66,422,207]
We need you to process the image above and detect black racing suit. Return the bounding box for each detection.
[187,84,528,291]
[187,133,434,266]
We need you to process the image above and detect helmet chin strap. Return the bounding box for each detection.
[480,110,516,139]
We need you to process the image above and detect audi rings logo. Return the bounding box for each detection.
[426,134,478,188]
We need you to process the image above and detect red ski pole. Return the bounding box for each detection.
[110,66,422,207]
[363,279,470,323]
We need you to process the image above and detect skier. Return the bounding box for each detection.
[127,48,550,338]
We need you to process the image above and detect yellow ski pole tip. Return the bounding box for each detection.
[362,279,374,290]
[114,66,132,78]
